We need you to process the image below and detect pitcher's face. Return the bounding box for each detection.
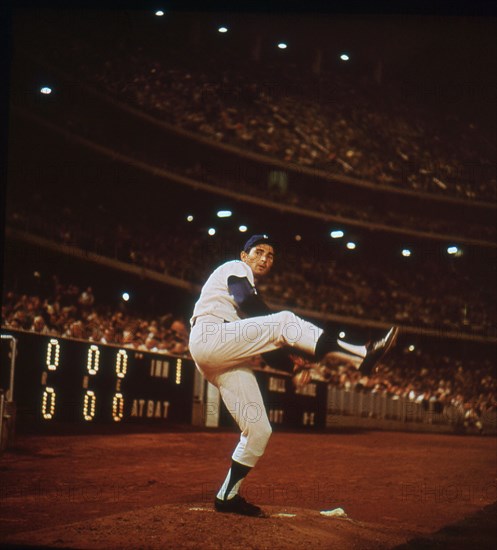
[241,244,274,278]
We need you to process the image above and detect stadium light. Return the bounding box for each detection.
[239,225,248,232]
[217,210,232,218]
[447,245,462,256]
[330,230,344,239]
[277,42,288,49]
[122,292,130,302]
[402,248,411,257]
[346,242,356,250]
[218,26,228,33]
[208,228,216,236]
[340,53,350,61]
[40,87,52,94]
[186,215,194,222]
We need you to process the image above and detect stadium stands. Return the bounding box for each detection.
[6,199,496,337]
[2,277,494,433]
[44,41,496,202]
[2,281,189,356]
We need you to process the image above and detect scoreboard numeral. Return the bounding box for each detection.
[113,392,125,421]
[175,358,182,385]
[41,386,56,419]
[46,339,60,371]
[115,349,128,379]
[41,339,61,420]
[87,345,100,375]
[83,390,96,421]
[113,350,128,422]
[83,345,100,421]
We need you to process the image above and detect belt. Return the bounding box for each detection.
[192,315,229,327]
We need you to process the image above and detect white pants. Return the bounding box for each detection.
[189,311,323,466]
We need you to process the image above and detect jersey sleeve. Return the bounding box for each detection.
[223,261,271,317]
[226,261,255,286]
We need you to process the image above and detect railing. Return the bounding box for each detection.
[327,386,496,434]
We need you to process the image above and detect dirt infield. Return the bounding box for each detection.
[1,426,496,549]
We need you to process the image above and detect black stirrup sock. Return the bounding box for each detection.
[315,331,342,362]
[223,460,252,500]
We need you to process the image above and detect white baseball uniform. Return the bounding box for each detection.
[189,259,323,467]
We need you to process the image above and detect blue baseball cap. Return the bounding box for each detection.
[242,234,275,253]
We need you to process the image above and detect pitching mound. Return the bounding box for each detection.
[2,503,410,549]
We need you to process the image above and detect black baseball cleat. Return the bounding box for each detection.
[360,326,399,376]
[214,495,267,518]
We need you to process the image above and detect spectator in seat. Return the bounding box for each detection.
[31,315,50,334]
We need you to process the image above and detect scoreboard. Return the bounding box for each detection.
[0,330,195,424]
[1,330,328,432]
[219,370,327,429]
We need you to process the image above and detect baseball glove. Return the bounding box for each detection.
[289,354,319,386]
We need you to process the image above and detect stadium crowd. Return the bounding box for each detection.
[321,351,496,434]
[182,163,496,242]
[6,201,496,338]
[2,280,190,356]
[45,42,496,202]
[20,44,495,242]
[25,99,495,242]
